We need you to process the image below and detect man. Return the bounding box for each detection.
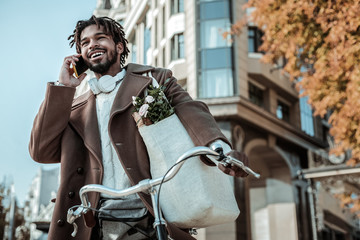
[29,16,249,240]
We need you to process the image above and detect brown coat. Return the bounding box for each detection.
[29,63,230,240]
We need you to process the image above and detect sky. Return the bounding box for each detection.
[0,0,97,206]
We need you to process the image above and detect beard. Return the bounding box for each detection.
[87,47,118,74]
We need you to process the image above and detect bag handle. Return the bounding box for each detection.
[143,71,161,97]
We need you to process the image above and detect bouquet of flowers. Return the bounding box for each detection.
[132,84,174,127]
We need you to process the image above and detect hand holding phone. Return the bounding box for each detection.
[59,54,88,87]
[73,56,88,78]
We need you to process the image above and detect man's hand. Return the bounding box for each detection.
[59,54,87,87]
[218,150,249,178]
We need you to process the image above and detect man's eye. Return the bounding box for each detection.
[81,42,89,47]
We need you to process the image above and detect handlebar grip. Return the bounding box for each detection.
[225,156,261,179]
[84,210,96,228]
[241,166,261,179]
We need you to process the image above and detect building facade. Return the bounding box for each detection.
[93,0,360,239]
[24,167,59,240]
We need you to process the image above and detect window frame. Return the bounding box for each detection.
[171,0,184,15]
[276,100,290,122]
[196,0,235,98]
[248,82,265,107]
[248,26,264,53]
[171,33,184,61]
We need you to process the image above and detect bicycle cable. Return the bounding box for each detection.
[68,205,156,239]
[155,152,207,231]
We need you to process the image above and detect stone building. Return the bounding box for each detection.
[92,0,360,239]
[23,167,59,240]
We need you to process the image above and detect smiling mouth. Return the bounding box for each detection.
[88,51,105,60]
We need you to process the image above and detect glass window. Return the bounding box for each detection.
[162,47,166,67]
[248,27,264,53]
[179,34,184,58]
[171,33,184,61]
[200,19,231,49]
[171,0,184,15]
[179,0,184,12]
[162,6,166,39]
[144,26,151,65]
[300,96,314,136]
[197,0,234,98]
[248,82,264,107]
[199,0,230,20]
[154,18,158,48]
[200,47,232,69]
[277,101,290,122]
[154,57,158,67]
[199,69,233,98]
[130,36,137,63]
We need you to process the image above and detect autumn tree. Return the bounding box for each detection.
[231,0,360,217]
[228,0,360,165]
[226,0,360,216]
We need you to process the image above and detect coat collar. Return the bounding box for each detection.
[69,63,154,163]
[126,63,155,74]
[110,63,154,116]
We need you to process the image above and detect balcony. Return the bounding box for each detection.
[247,55,298,100]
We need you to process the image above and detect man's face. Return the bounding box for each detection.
[79,25,123,74]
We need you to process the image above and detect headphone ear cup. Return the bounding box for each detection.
[97,75,115,93]
[88,69,125,95]
[88,78,101,95]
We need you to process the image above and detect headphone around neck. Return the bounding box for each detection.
[88,69,126,95]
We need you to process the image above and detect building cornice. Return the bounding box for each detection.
[123,0,149,37]
[203,96,326,150]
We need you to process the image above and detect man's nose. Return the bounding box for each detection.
[89,39,99,49]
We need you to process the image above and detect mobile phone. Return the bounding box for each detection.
[73,56,88,77]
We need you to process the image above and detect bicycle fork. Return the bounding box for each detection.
[149,187,168,240]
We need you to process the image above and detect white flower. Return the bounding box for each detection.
[145,95,155,103]
[132,96,137,106]
[139,104,149,117]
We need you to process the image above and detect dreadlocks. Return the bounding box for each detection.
[68,15,130,67]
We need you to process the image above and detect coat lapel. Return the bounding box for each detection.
[110,64,154,116]
[68,63,154,166]
[69,91,102,163]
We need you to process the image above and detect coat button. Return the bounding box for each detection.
[68,191,75,199]
[57,219,65,226]
[77,167,84,174]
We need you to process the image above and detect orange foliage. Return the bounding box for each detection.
[335,193,360,217]
[233,0,360,217]
[233,0,360,165]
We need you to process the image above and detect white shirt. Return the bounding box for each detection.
[92,72,136,199]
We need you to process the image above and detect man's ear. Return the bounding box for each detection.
[116,42,124,55]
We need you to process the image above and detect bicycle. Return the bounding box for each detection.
[67,143,260,240]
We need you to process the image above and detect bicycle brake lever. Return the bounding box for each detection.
[71,222,78,237]
[67,206,88,237]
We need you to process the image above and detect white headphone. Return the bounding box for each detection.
[88,69,126,95]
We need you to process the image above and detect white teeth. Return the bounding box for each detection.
[91,52,104,58]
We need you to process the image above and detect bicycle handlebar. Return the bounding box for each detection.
[67,146,260,237]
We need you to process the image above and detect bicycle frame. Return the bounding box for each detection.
[67,145,260,239]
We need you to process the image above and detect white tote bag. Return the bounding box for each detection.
[138,113,240,228]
